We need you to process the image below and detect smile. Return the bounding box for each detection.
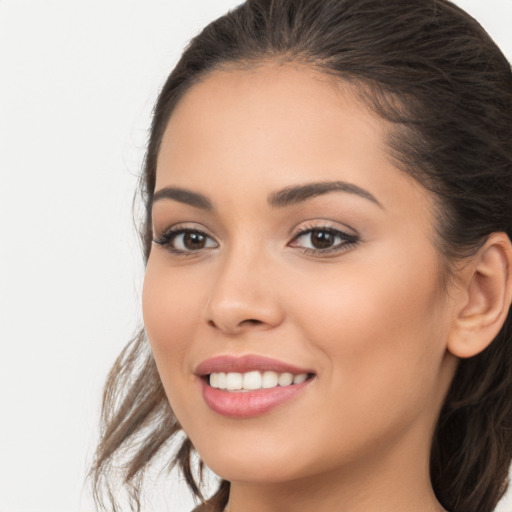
[195,355,316,418]
[208,370,310,391]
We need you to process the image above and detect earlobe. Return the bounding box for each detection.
[447,233,512,359]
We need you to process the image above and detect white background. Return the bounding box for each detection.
[1,1,511,511]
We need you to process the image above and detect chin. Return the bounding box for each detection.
[205,454,306,484]
[189,429,310,484]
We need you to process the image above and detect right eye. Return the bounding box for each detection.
[153,228,218,254]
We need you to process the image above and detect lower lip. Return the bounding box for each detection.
[200,378,312,418]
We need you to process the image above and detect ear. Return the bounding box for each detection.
[447,233,512,359]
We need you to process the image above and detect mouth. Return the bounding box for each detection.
[205,370,315,392]
[195,355,316,418]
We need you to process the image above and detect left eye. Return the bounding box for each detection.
[174,231,217,251]
[154,228,218,253]
[290,228,358,252]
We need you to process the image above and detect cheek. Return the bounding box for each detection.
[142,258,202,374]
[142,258,210,428]
[290,245,447,415]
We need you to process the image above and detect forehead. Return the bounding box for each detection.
[157,63,387,186]
[155,62,433,222]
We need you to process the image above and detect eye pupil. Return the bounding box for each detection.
[184,232,206,250]
[311,230,335,249]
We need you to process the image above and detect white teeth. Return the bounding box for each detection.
[293,373,308,385]
[208,370,311,391]
[278,372,293,386]
[226,372,243,391]
[243,371,262,390]
[262,371,278,389]
[217,372,227,389]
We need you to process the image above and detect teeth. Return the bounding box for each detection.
[215,372,227,389]
[208,371,310,391]
[243,371,262,390]
[226,372,243,390]
[262,370,278,389]
[278,372,294,386]
[293,373,308,384]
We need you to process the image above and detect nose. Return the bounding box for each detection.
[203,248,285,335]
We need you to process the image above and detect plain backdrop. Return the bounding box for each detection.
[1,1,511,511]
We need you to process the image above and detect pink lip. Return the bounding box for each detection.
[194,354,313,376]
[200,379,312,418]
[195,354,315,419]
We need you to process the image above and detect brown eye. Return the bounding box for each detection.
[289,226,359,254]
[153,228,218,253]
[183,232,207,250]
[310,230,336,249]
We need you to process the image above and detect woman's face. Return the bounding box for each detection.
[143,63,458,485]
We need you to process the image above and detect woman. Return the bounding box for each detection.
[90,1,512,511]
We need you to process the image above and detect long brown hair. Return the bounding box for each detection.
[90,1,512,511]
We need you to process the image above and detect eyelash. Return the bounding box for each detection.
[289,224,359,255]
[153,224,359,256]
[153,227,217,256]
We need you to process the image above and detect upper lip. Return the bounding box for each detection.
[194,354,314,376]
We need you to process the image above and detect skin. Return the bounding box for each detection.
[143,63,461,512]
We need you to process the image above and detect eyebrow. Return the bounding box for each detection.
[269,181,383,209]
[150,180,382,212]
[151,186,213,211]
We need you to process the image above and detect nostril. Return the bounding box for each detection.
[206,317,264,332]
[241,319,264,326]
